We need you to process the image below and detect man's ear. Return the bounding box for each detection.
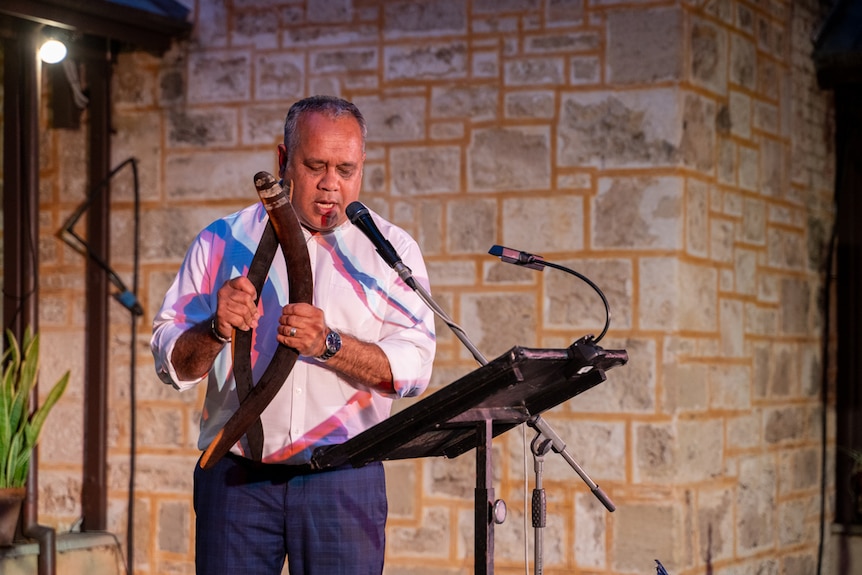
[277,143,288,178]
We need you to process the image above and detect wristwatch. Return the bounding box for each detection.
[317,329,342,361]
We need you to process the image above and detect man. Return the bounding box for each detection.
[151,96,437,575]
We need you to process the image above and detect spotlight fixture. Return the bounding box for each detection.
[39,39,67,64]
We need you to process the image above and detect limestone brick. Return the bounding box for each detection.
[687,179,709,257]
[548,0,585,25]
[168,108,237,148]
[709,363,751,409]
[385,42,468,81]
[680,93,716,172]
[446,198,496,254]
[727,409,762,450]
[284,23,379,47]
[255,52,304,101]
[427,260,476,286]
[718,138,736,184]
[468,126,550,191]
[607,7,683,84]
[767,227,806,270]
[157,500,190,554]
[385,461,418,518]
[611,502,680,572]
[570,55,601,84]
[662,362,710,413]
[593,177,684,250]
[242,105,287,146]
[231,9,278,48]
[414,199,444,256]
[690,16,728,95]
[187,51,252,103]
[504,91,555,119]
[114,53,157,108]
[711,218,735,263]
[730,32,757,91]
[311,47,378,74]
[307,0,353,23]
[697,487,735,563]
[390,145,461,195]
[387,507,452,559]
[482,259,536,285]
[383,0,466,37]
[472,50,499,78]
[719,298,745,357]
[728,90,752,139]
[559,90,682,169]
[764,405,816,445]
[778,447,820,495]
[574,491,607,568]
[544,257,633,333]
[431,84,499,121]
[353,95,426,143]
[195,0,228,48]
[538,416,626,482]
[473,0,539,13]
[460,291,537,358]
[736,454,776,556]
[112,111,163,202]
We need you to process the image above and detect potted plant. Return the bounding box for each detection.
[0,327,69,546]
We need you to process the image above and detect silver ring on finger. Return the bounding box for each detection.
[289,326,297,338]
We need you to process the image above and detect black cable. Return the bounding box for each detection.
[125,158,141,575]
[540,260,611,344]
[57,156,141,573]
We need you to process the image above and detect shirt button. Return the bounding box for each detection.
[295,387,302,395]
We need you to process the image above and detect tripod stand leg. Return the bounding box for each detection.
[475,419,494,575]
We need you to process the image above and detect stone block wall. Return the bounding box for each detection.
[29,0,836,574]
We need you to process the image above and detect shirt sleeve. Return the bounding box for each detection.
[150,228,222,392]
[372,228,437,399]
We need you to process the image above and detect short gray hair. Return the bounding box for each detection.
[282,96,367,164]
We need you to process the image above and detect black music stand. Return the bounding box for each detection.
[311,336,628,575]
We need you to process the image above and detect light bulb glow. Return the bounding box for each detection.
[39,39,67,64]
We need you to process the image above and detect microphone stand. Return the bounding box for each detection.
[395,251,615,573]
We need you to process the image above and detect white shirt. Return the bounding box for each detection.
[151,203,436,464]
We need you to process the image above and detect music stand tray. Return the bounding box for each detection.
[311,336,627,470]
[310,336,628,574]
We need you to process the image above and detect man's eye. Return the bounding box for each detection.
[338,167,355,177]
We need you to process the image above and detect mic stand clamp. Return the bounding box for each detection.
[527,415,616,512]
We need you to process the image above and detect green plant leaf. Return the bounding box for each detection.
[0,328,68,488]
[25,371,70,449]
[5,432,23,487]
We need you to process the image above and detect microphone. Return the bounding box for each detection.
[346,201,416,289]
[488,245,546,271]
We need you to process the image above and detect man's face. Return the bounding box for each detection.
[280,111,365,233]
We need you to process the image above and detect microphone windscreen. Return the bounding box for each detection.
[346,201,367,223]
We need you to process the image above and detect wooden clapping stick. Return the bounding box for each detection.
[199,172,314,469]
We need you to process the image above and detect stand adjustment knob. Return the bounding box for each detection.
[492,499,507,524]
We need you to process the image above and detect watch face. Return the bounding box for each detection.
[319,330,342,361]
[326,330,341,353]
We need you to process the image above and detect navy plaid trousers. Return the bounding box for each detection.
[194,453,387,575]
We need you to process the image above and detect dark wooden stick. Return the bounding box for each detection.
[199,173,313,469]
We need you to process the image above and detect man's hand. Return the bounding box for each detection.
[277,302,327,357]
[215,276,260,337]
